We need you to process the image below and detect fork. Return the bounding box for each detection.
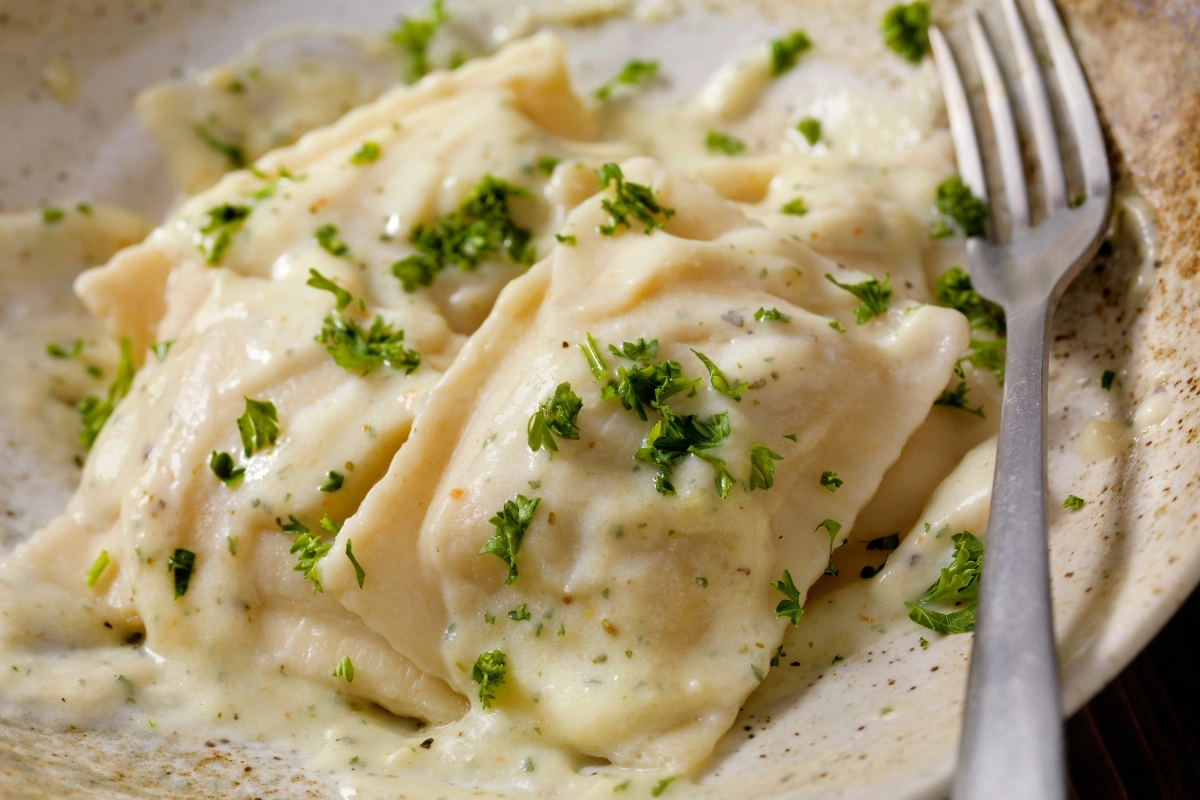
[928,1,1112,798]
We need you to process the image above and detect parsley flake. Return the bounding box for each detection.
[42,207,65,224]
[345,540,366,588]
[608,338,659,361]
[332,655,354,683]
[771,30,812,76]
[601,359,701,420]
[934,176,988,238]
[825,273,892,323]
[307,269,352,309]
[237,398,279,457]
[390,0,450,83]
[905,602,977,635]
[555,233,576,246]
[796,117,822,146]
[284,518,331,594]
[315,224,351,258]
[817,519,843,576]
[1101,370,1115,391]
[472,649,506,709]
[820,470,842,492]
[754,307,790,323]
[935,381,985,418]
[209,451,245,486]
[508,603,531,622]
[636,408,730,495]
[320,470,344,492]
[150,341,173,361]
[194,124,247,170]
[933,267,1005,335]
[882,2,931,63]
[391,175,534,291]
[536,155,561,175]
[706,130,746,155]
[593,59,659,100]
[651,776,679,797]
[692,350,749,401]
[867,533,900,551]
[596,163,675,236]
[579,332,609,380]
[168,548,196,600]
[781,198,808,216]
[770,569,804,625]
[197,203,251,265]
[689,448,735,499]
[1063,495,1085,511]
[46,338,83,359]
[349,141,380,165]
[85,550,110,588]
[77,337,135,450]
[920,531,984,605]
[748,444,783,491]
[478,494,540,585]
[527,382,583,453]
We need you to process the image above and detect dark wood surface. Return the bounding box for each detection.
[1067,586,1200,799]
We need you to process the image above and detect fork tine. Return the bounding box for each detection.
[929,26,988,204]
[1033,0,1110,198]
[968,13,1030,229]
[1001,0,1067,212]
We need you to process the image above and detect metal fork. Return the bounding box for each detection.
[929,1,1111,798]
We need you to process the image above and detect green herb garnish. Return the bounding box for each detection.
[781,198,808,216]
[197,203,251,265]
[168,548,196,599]
[593,59,659,100]
[934,176,988,238]
[320,470,344,492]
[932,267,1005,335]
[636,408,730,495]
[935,381,985,418]
[85,550,110,588]
[194,124,247,169]
[345,540,366,588]
[285,518,332,594]
[1100,370,1115,391]
[770,30,812,76]
[317,310,421,376]
[209,451,245,486]
[77,337,135,450]
[1063,495,1085,511]
[332,655,354,682]
[46,339,83,359]
[796,117,822,146]
[596,162,675,236]
[692,350,749,401]
[349,141,380,165]
[770,569,804,625]
[508,603,531,622]
[479,494,540,585]
[237,397,279,457]
[818,519,842,576]
[608,338,659,361]
[820,470,842,492]
[527,382,583,453]
[705,130,746,155]
[754,307,790,323]
[748,444,783,491]
[315,224,351,258]
[601,359,700,420]
[579,332,609,381]
[42,207,65,224]
[390,0,450,83]
[471,649,506,709]
[882,2,931,63]
[825,273,892,323]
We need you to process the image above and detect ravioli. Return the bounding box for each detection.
[322,158,968,769]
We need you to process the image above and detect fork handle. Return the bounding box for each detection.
[952,300,1066,800]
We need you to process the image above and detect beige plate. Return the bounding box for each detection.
[1,0,1198,797]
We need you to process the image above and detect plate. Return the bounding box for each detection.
[1,1,1198,797]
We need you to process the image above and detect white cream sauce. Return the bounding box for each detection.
[0,11,1132,797]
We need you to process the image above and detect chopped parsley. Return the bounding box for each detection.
[1101,370,1115,391]
[829,320,846,333]
[602,359,700,420]
[867,533,900,551]
[77,337,135,450]
[934,176,988,238]
[209,451,245,486]
[689,449,735,499]
[282,517,331,594]
[651,776,679,797]
[636,408,730,495]
[168,548,196,600]
[935,381,985,418]
[332,655,354,682]
[320,470,344,492]
[608,338,659,361]
[536,155,561,175]
[320,515,342,534]
[194,124,247,169]
[770,644,786,667]
[921,531,983,604]
[754,307,790,323]
[882,2,931,63]
[471,649,506,709]
[932,267,1005,335]
[478,494,540,585]
[593,59,659,100]
[596,163,675,236]
[919,637,929,649]
[771,569,805,625]
[825,273,892,323]
[957,337,1006,385]
[796,117,822,146]
[197,203,251,265]
[905,603,977,635]
[579,332,609,380]
[390,175,534,292]
[696,577,709,588]
[250,167,302,200]
[527,382,583,453]
[46,338,83,359]
[1063,495,1085,511]
[315,224,351,258]
[150,341,173,361]
[317,309,421,375]
[555,233,576,246]
[818,519,843,576]
[820,470,842,492]
[1070,193,1088,209]
[781,198,808,216]
[41,207,65,224]
[307,268,352,309]
[349,141,380,165]
[237,397,279,457]
[692,351,749,401]
[770,30,812,76]
[345,540,366,588]
[390,0,450,83]
[748,444,783,491]
[508,603,531,622]
[85,550,110,588]
[705,130,746,155]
